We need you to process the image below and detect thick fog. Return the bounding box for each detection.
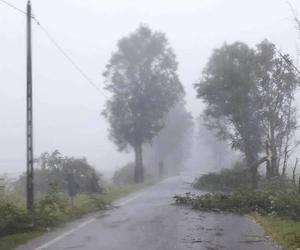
[1,0,300,177]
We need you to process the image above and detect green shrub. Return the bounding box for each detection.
[258,176,296,192]
[193,162,252,191]
[35,185,69,228]
[14,151,103,196]
[0,201,31,237]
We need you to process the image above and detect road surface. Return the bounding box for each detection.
[17,174,280,250]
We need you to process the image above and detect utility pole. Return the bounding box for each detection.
[26,0,34,215]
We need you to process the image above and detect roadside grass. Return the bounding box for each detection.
[0,182,151,250]
[252,213,300,250]
[0,231,43,250]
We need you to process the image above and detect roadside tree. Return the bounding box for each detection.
[103,25,183,182]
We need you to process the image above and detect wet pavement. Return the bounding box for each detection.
[17,174,280,250]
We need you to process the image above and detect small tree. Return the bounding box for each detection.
[103,25,183,182]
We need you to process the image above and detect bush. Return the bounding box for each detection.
[14,151,103,196]
[193,161,252,191]
[258,176,296,192]
[0,202,31,237]
[35,185,69,227]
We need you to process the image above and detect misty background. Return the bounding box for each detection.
[1,0,300,178]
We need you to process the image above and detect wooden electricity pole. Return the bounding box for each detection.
[26,0,34,215]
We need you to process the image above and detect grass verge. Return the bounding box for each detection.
[252,213,300,250]
[0,182,151,250]
[0,231,43,250]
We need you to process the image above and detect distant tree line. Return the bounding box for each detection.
[144,99,194,176]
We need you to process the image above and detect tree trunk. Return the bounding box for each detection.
[265,140,271,179]
[245,148,258,189]
[269,125,279,176]
[282,152,287,177]
[250,157,269,188]
[250,167,258,189]
[242,127,260,188]
[282,132,289,177]
[134,144,144,183]
[282,99,292,177]
[271,153,278,176]
[293,158,298,185]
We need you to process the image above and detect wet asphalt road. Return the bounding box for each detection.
[17,174,280,250]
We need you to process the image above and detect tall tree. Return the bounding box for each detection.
[103,25,183,182]
[195,42,262,187]
[195,41,299,187]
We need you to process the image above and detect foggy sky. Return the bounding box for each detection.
[1,0,300,176]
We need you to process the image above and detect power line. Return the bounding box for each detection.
[276,48,300,76]
[0,0,107,99]
[0,0,26,15]
[34,20,107,99]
